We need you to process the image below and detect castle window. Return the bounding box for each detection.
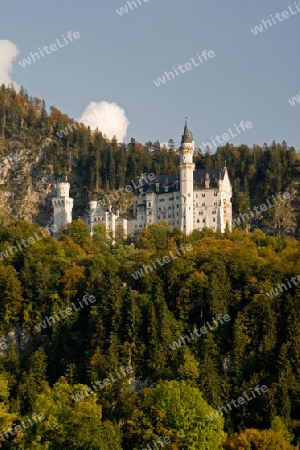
[188,193,191,197]
[148,202,151,207]
[214,192,218,196]
[139,225,143,228]
[213,218,216,222]
[214,202,217,206]
[196,194,198,198]
[169,197,174,200]
[176,196,180,200]
[197,219,200,223]
[202,203,205,206]
[203,219,205,223]
[202,193,205,197]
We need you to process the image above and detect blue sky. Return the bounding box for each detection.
[1,0,300,149]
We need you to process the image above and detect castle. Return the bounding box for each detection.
[52,122,232,237]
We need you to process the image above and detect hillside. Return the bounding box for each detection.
[0,85,300,448]
[0,84,299,237]
[0,219,300,448]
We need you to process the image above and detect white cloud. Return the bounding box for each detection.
[0,40,20,90]
[78,101,130,142]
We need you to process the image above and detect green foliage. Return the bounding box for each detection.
[0,222,299,446]
[62,220,91,248]
[120,380,226,450]
[0,374,19,446]
[11,380,122,450]
[0,266,23,332]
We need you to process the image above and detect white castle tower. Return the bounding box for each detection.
[180,121,195,234]
[52,182,73,232]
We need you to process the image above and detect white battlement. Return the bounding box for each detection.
[57,182,70,198]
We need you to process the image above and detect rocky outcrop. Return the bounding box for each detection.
[0,139,86,227]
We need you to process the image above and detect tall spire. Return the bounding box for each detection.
[181,119,194,144]
[179,119,195,236]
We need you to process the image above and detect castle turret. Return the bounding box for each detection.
[180,121,195,234]
[52,182,73,233]
[57,182,70,198]
[90,200,98,212]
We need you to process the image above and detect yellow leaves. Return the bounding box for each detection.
[0,375,19,440]
[223,428,296,449]
[177,352,200,380]
[166,237,178,252]
[88,351,107,376]
[61,265,85,299]
[0,265,23,325]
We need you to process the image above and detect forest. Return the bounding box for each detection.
[0,220,299,448]
[0,84,299,448]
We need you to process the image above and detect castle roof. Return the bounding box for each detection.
[133,168,227,195]
[180,120,194,144]
[193,168,227,189]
